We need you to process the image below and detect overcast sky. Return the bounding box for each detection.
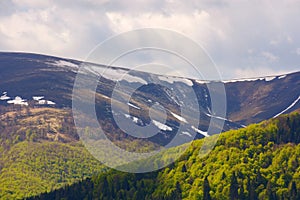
[0,0,299,79]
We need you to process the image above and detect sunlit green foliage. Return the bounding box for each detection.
[0,141,103,199]
[0,107,104,199]
[30,111,300,200]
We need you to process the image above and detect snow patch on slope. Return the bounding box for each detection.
[33,96,56,105]
[0,92,10,100]
[33,96,44,101]
[37,100,56,105]
[223,74,289,83]
[1,93,55,106]
[278,75,287,79]
[273,95,300,118]
[195,80,210,84]
[206,113,232,122]
[52,60,78,69]
[158,76,193,86]
[153,120,172,131]
[124,114,140,124]
[265,76,276,82]
[7,96,28,106]
[191,126,209,137]
[223,77,265,83]
[181,131,192,137]
[87,66,147,84]
[170,112,187,123]
[127,102,141,110]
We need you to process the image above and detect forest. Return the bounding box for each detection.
[28,111,300,200]
[0,106,103,199]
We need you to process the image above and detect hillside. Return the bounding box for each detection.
[0,106,104,199]
[0,106,157,199]
[29,111,300,200]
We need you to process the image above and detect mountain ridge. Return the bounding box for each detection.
[0,52,299,143]
[0,51,298,82]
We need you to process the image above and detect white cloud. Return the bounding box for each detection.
[296,48,300,55]
[0,0,299,79]
[11,0,52,8]
[269,34,293,46]
[261,51,279,62]
[287,35,293,44]
[105,9,227,45]
[234,68,288,79]
[270,39,280,46]
[0,1,112,59]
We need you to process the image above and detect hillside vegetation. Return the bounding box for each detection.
[0,105,160,200]
[30,111,300,200]
[0,106,104,199]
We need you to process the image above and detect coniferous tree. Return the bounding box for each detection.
[247,177,258,200]
[289,181,297,200]
[239,183,246,200]
[203,176,211,200]
[230,172,239,200]
[133,190,144,200]
[181,164,187,172]
[101,176,109,198]
[169,181,182,200]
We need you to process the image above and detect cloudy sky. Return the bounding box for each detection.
[0,0,299,79]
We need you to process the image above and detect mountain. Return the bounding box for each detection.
[28,110,300,200]
[0,52,299,198]
[0,52,299,143]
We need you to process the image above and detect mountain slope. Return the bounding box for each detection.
[225,74,300,124]
[29,110,300,200]
[0,52,299,143]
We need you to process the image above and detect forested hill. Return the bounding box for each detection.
[29,110,300,200]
